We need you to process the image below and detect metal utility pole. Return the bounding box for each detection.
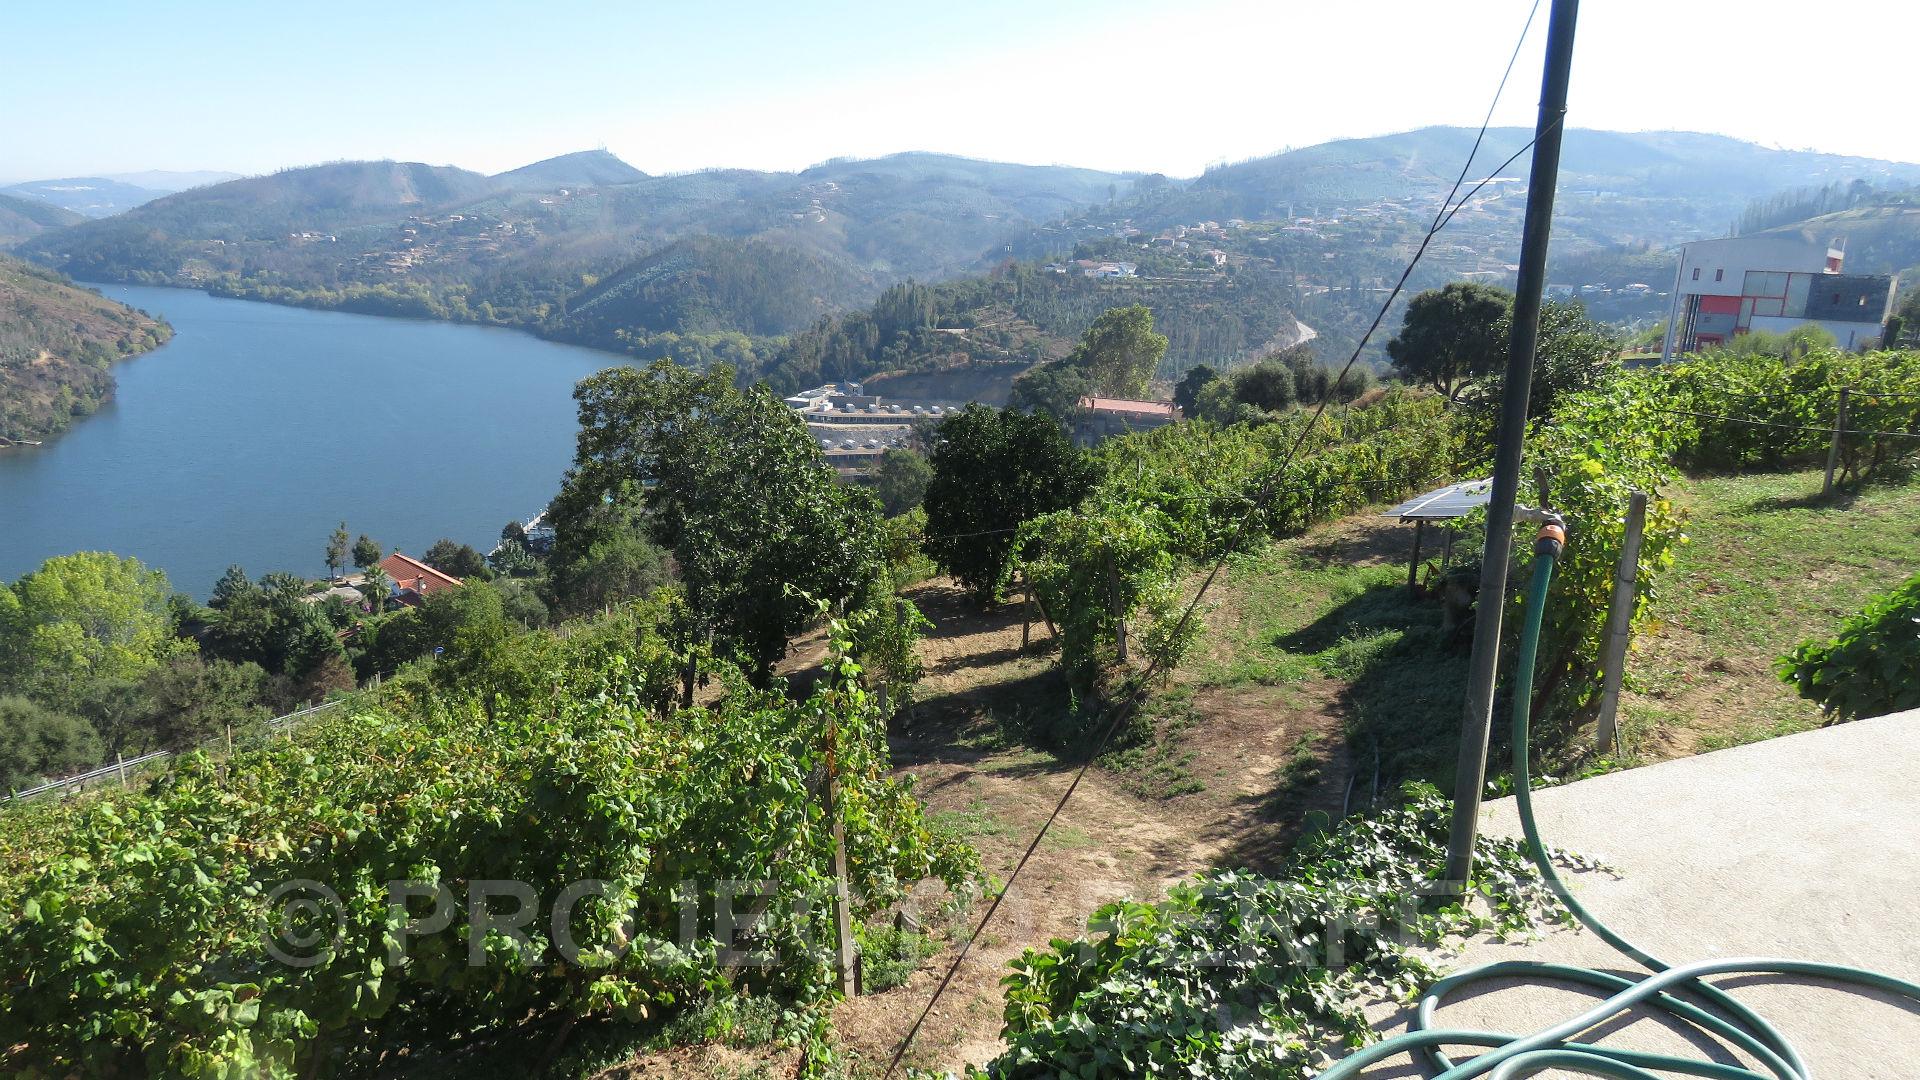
[1444,0,1582,888]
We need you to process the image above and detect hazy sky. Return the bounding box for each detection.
[3,0,1915,183]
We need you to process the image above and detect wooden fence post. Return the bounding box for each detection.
[1107,555,1128,664]
[116,753,127,789]
[1824,387,1851,496]
[1594,491,1648,755]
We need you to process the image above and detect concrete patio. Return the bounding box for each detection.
[1360,708,1920,1078]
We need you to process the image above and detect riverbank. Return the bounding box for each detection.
[0,256,172,443]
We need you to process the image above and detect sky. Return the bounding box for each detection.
[4,0,1917,183]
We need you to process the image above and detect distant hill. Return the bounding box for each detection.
[491,149,646,188]
[0,255,172,442]
[98,170,242,193]
[1,177,170,218]
[0,194,85,243]
[1144,128,1920,232]
[1760,200,1920,280]
[15,150,1135,355]
[16,131,1920,386]
[565,234,869,343]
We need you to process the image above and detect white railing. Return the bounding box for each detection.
[1,694,357,806]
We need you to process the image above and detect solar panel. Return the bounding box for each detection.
[1382,478,1494,521]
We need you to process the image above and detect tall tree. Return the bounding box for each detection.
[358,566,393,612]
[1385,282,1514,402]
[1465,299,1622,422]
[351,534,382,571]
[1068,304,1168,398]
[555,361,881,683]
[208,565,258,611]
[325,522,350,581]
[140,655,270,749]
[873,447,933,517]
[1008,360,1094,421]
[1173,364,1217,418]
[422,538,489,580]
[0,552,192,707]
[922,404,1097,605]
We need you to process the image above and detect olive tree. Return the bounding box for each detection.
[555,361,881,685]
[922,404,1096,605]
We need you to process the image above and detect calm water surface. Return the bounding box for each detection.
[0,286,628,596]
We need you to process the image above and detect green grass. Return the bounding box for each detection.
[1622,467,1920,754]
[927,797,1010,843]
[1198,544,1471,786]
[1101,687,1206,799]
[1198,553,1406,690]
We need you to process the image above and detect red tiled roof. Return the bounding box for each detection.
[379,552,462,598]
[1079,396,1178,418]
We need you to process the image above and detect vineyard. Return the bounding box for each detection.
[0,603,975,1078]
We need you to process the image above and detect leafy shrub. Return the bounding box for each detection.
[1016,502,1194,701]
[1512,376,1687,751]
[0,695,102,792]
[856,922,939,993]
[959,786,1569,1079]
[1089,389,1463,560]
[1778,572,1920,721]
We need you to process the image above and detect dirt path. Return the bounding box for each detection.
[830,578,1353,1076]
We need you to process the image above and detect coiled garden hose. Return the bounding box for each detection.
[1319,524,1920,1079]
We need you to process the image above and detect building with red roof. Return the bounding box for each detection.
[1072,396,1179,446]
[378,551,463,608]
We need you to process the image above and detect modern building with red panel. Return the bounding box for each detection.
[1659,232,1895,359]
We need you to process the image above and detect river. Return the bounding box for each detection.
[0,286,629,597]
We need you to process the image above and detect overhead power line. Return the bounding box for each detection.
[879,1,1548,1073]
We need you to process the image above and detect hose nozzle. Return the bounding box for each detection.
[1535,522,1566,558]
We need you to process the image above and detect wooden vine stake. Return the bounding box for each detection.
[823,713,858,997]
[1020,568,1033,649]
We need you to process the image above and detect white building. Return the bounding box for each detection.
[1660,233,1895,360]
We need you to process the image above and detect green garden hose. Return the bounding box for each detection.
[1318,525,1920,1079]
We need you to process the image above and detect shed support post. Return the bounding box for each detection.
[1407,520,1426,594]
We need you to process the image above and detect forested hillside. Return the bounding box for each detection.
[0,194,83,244]
[0,256,171,442]
[755,256,1309,392]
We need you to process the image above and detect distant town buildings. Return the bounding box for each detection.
[785,384,949,472]
[1660,234,1895,359]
